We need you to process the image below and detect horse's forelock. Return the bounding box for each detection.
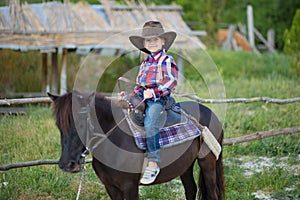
[52,92,119,135]
[52,93,73,135]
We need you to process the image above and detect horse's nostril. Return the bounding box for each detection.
[67,160,77,169]
[59,159,77,171]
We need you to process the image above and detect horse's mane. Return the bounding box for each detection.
[52,91,120,134]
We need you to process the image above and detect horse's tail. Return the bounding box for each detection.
[197,129,225,200]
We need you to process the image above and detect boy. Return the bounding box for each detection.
[129,21,178,184]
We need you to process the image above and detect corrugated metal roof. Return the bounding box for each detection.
[0,1,206,52]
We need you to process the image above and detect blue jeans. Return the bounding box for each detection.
[144,96,169,163]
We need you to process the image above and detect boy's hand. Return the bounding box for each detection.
[143,89,153,99]
[118,91,125,101]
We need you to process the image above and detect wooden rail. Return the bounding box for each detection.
[1,96,300,106]
[1,126,299,171]
[223,126,300,145]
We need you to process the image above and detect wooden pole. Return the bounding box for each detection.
[1,96,300,106]
[177,50,184,85]
[60,48,68,95]
[254,28,276,53]
[175,94,300,105]
[0,97,52,105]
[267,29,275,52]
[222,24,236,50]
[0,158,93,171]
[51,48,58,94]
[41,53,48,93]
[247,5,260,54]
[223,126,300,145]
[247,5,255,50]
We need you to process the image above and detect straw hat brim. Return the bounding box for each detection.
[129,31,177,54]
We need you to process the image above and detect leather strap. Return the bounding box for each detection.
[117,77,146,92]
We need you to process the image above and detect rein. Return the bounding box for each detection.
[118,76,146,90]
[75,149,90,200]
[79,88,146,152]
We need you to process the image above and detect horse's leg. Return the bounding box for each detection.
[105,184,124,200]
[180,161,197,200]
[197,153,218,200]
[122,181,139,200]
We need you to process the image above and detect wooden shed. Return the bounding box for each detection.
[0,0,206,94]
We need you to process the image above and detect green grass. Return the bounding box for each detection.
[1,50,299,199]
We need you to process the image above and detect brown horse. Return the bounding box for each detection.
[48,91,225,200]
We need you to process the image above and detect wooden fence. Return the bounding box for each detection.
[1,96,300,106]
[0,95,299,171]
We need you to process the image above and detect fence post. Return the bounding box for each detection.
[41,52,48,93]
[60,48,68,95]
[51,48,58,94]
[247,5,260,54]
[247,5,254,49]
[222,24,236,50]
[267,29,275,52]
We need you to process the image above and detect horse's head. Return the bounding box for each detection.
[48,92,88,173]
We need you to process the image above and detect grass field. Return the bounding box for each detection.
[0,50,299,199]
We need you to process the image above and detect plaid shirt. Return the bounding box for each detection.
[134,49,178,100]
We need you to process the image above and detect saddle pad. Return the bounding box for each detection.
[123,109,201,150]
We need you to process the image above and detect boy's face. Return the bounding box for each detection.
[144,37,165,54]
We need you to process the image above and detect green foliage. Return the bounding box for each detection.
[0,50,42,94]
[209,50,293,80]
[198,0,225,48]
[97,56,137,92]
[184,50,296,98]
[284,9,300,76]
[222,0,300,50]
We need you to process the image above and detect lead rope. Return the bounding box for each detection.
[75,149,89,200]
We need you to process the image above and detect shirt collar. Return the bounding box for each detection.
[147,49,166,62]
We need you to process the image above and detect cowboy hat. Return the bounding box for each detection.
[129,21,177,54]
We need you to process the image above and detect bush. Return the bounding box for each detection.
[284,9,300,76]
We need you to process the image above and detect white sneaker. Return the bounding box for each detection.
[140,165,160,184]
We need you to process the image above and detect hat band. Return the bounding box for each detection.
[142,27,164,37]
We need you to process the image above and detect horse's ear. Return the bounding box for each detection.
[48,92,59,101]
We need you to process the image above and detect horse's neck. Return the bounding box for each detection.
[95,98,124,132]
